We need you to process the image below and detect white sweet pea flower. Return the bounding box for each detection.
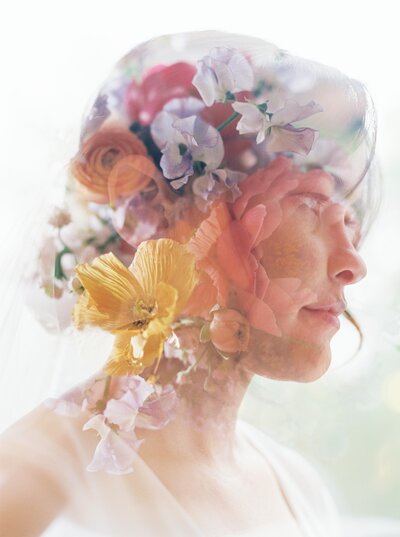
[82,414,142,474]
[192,47,254,106]
[103,380,155,432]
[232,101,269,143]
[232,98,323,155]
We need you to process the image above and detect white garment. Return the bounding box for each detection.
[0,402,341,537]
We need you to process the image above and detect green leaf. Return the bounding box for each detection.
[224,90,236,102]
[257,102,268,114]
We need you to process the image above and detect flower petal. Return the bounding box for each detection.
[140,332,166,369]
[268,125,318,156]
[183,271,218,318]
[74,252,144,329]
[232,156,294,219]
[232,101,267,137]
[83,415,140,474]
[107,155,159,208]
[104,333,144,376]
[216,221,258,291]
[141,282,178,349]
[136,384,178,430]
[129,239,198,313]
[188,202,231,260]
[240,204,267,249]
[160,142,194,180]
[192,60,220,106]
[272,99,323,126]
[236,289,281,336]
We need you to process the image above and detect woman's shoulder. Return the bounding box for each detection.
[238,420,341,536]
[0,399,91,492]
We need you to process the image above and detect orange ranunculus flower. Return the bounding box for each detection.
[70,125,158,205]
[209,308,250,353]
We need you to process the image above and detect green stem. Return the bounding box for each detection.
[216,111,240,132]
[103,375,112,400]
[54,246,73,280]
[94,375,112,413]
[57,228,78,265]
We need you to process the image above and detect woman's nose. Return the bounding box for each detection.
[324,204,367,285]
[328,244,367,285]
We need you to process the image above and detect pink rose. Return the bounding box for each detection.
[209,308,250,353]
[188,156,304,337]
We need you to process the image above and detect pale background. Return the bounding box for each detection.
[0,0,399,533]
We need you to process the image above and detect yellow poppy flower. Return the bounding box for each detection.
[72,239,198,375]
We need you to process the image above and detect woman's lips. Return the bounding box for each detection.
[301,307,341,329]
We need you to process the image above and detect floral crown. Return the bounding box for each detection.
[27,37,372,474]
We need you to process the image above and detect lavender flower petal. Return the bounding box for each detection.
[271,99,323,126]
[151,97,205,148]
[268,125,318,156]
[232,101,269,140]
[192,47,254,106]
[135,384,177,430]
[81,94,111,140]
[83,414,141,474]
[160,142,194,179]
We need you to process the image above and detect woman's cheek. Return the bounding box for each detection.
[260,227,317,279]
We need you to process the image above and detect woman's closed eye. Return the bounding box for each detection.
[293,192,330,216]
[294,193,361,246]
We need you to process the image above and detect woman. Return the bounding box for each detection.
[0,30,379,537]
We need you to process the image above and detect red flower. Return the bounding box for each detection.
[124,62,199,125]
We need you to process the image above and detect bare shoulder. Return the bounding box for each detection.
[0,400,91,487]
[0,403,91,537]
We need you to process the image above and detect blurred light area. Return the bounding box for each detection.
[1,0,399,526]
[382,371,400,414]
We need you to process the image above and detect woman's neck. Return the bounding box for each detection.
[139,349,253,466]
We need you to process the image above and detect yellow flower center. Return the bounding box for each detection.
[130,300,158,329]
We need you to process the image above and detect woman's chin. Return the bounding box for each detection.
[294,346,332,382]
[241,334,332,383]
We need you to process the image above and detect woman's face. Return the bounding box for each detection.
[240,178,367,382]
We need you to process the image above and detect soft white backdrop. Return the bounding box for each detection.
[1,0,400,533]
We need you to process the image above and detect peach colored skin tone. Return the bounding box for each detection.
[135,193,366,535]
[0,192,366,537]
